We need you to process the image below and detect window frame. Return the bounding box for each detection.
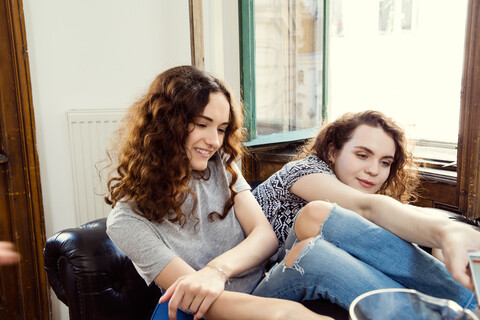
[238,0,329,144]
[238,0,257,141]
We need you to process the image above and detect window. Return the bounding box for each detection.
[240,0,468,155]
[238,0,480,216]
[240,0,327,144]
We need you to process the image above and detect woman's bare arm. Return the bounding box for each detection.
[157,190,278,320]
[207,190,278,278]
[156,258,334,320]
[290,172,480,289]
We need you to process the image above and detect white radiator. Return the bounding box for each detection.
[67,109,126,226]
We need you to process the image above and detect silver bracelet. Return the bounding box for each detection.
[206,264,231,285]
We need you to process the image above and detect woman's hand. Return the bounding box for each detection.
[159,264,228,320]
[0,241,19,265]
[155,189,276,320]
[439,221,480,290]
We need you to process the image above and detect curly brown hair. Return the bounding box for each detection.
[105,66,245,224]
[296,110,419,203]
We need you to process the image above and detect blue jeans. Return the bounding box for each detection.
[252,204,477,311]
[150,302,195,320]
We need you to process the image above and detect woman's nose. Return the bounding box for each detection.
[205,129,220,148]
[365,162,379,176]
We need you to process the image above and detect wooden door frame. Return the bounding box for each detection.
[458,0,480,218]
[1,0,49,318]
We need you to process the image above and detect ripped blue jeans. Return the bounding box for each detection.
[251,204,477,311]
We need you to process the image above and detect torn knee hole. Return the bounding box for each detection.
[285,238,313,267]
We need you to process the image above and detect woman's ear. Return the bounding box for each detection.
[327,145,336,165]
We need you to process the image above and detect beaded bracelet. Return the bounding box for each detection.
[206,264,231,285]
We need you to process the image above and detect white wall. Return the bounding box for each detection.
[23,1,240,319]
[23,1,192,319]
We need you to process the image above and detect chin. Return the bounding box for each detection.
[191,165,208,171]
[190,161,209,171]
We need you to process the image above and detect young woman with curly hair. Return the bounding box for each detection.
[251,110,478,312]
[297,110,419,203]
[105,65,334,320]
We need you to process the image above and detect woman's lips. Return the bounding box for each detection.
[194,147,212,158]
[357,178,374,188]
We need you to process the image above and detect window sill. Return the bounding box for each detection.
[414,141,457,184]
[244,127,319,147]
[418,166,456,184]
[246,141,300,163]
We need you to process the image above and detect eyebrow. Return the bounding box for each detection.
[355,146,394,160]
[197,115,229,126]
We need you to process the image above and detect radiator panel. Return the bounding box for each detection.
[67,110,126,226]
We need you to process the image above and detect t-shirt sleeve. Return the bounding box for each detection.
[283,155,334,191]
[106,202,176,286]
[232,160,251,193]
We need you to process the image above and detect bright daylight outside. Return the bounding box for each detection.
[254,0,468,151]
[329,0,468,145]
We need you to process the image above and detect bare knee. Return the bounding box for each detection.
[285,238,312,267]
[298,201,333,225]
[294,201,333,241]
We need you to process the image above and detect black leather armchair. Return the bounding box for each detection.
[44,218,161,320]
[44,218,347,320]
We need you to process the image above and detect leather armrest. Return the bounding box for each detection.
[44,218,160,320]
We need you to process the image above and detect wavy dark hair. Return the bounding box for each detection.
[105,66,245,224]
[297,110,419,203]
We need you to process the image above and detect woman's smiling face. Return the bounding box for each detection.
[329,124,396,194]
[185,92,230,171]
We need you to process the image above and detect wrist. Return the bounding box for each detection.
[436,219,453,250]
[206,264,231,285]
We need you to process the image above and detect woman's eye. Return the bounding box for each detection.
[196,123,207,128]
[381,161,392,167]
[218,128,226,133]
[356,153,367,159]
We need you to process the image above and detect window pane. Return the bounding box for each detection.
[254,0,324,136]
[329,0,468,144]
[378,0,394,34]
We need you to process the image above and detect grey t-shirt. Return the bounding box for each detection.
[107,153,262,294]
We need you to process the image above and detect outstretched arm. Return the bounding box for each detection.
[291,172,480,289]
[361,195,480,289]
